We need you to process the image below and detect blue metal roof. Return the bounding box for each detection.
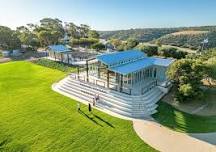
[110,58,154,75]
[109,56,174,75]
[96,50,146,66]
[152,57,175,67]
[48,45,71,53]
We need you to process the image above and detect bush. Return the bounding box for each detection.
[159,47,187,59]
[70,38,99,47]
[167,59,206,102]
[91,42,106,51]
[138,44,158,56]
[33,59,76,73]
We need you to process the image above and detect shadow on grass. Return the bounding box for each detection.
[93,114,115,128]
[78,110,115,128]
[78,110,103,127]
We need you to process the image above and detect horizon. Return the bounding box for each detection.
[1,0,216,31]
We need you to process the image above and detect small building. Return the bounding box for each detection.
[47,45,96,65]
[53,50,175,118]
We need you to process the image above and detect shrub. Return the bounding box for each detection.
[167,59,206,102]
[159,47,187,59]
[70,38,99,48]
[91,42,106,51]
[33,59,76,73]
[138,44,158,56]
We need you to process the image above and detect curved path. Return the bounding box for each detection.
[133,119,216,152]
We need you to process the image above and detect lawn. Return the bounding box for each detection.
[153,102,216,133]
[0,61,156,152]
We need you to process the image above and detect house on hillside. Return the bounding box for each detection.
[53,50,175,118]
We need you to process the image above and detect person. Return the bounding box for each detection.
[77,102,80,111]
[95,94,100,102]
[93,98,96,106]
[88,103,92,112]
[98,94,100,100]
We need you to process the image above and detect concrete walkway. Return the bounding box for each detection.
[133,119,216,152]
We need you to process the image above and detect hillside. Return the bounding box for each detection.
[154,30,216,49]
[99,26,216,49]
[99,28,178,42]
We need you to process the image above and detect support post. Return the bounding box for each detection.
[97,62,100,78]
[54,52,56,61]
[120,74,123,92]
[67,53,70,64]
[86,60,89,82]
[61,53,63,62]
[107,70,110,88]
[77,67,80,80]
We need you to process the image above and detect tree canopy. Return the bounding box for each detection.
[167,59,207,102]
[0,18,100,50]
[0,26,21,50]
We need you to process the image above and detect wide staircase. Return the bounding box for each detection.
[53,75,166,119]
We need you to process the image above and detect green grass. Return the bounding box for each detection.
[153,102,216,133]
[0,61,156,152]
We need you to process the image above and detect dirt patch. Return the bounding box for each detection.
[162,87,216,116]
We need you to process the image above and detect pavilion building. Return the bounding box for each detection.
[47,45,96,65]
[53,50,175,119]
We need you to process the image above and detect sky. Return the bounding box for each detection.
[0,0,216,31]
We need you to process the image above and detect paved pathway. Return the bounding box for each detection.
[0,58,11,63]
[133,119,216,152]
[191,103,208,114]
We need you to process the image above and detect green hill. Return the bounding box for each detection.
[154,30,216,49]
[99,26,216,49]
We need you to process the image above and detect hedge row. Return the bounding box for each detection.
[33,59,76,73]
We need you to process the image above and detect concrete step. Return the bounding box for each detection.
[66,77,162,103]
[54,75,166,119]
[61,80,162,111]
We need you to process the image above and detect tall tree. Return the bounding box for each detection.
[16,26,40,50]
[0,26,21,50]
[88,30,100,39]
[35,18,64,46]
[66,22,80,38]
[167,59,207,102]
[79,24,90,38]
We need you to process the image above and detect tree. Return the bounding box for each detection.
[34,18,64,46]
[159,47,187,59]
[88,30,100,39]
[109,39,122,49]
[0,26,21,50]
[167,59,206,102]
[66,22,80,38]
[138,44,158,56]
[16,26,40,50]
[91,42,105,51]
[79,24,90,38]
[125,38,139,50]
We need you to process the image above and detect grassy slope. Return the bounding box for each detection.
[0,61,156,152]
[153,102,216,133]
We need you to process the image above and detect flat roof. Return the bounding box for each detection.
[109,57,175,75]
[96,50,145,66]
